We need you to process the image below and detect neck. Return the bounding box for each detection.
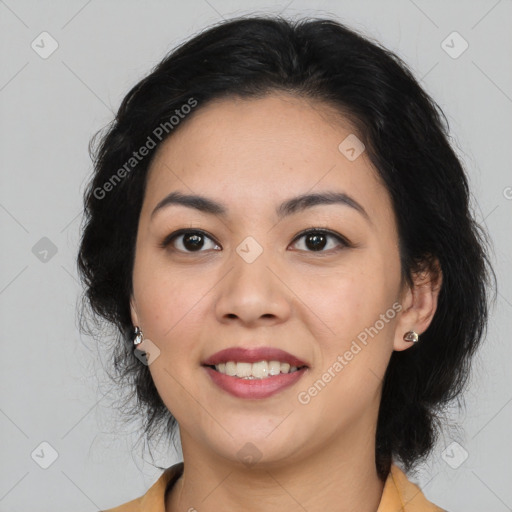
[166,423,385,512]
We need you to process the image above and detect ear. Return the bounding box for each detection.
[394,257,442,352]
[130,295,140,327]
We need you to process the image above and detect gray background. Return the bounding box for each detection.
[1,1,511,511]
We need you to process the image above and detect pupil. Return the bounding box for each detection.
[184,233,204,251]
[306,233,326,251]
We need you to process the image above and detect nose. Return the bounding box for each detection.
[214,251,292,327]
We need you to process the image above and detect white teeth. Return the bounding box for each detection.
[252,361,268,378]
[213,360,303,379]
[268,360,281,376]
[280,362,290,374]
[236,362,252,378]
[225,361,237,376]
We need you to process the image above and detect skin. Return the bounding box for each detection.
[129,92,442,512]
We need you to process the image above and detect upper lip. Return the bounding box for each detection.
[202,347,309,367]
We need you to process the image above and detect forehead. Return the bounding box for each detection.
[142,93,391,224]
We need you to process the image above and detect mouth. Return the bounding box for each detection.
[202,346,309,377]
[201,347,309,399]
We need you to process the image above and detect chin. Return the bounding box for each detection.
[207,422,307,467]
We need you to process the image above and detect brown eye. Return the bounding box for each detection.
[160,230,221,253]
[290,229,350,253]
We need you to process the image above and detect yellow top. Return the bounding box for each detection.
[101,462,446,512]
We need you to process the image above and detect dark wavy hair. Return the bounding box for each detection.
[77,15,495,480]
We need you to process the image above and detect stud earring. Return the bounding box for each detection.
[133,326,144,346]
[403,330,419,343]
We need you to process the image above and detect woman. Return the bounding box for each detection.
[77,15,494,512]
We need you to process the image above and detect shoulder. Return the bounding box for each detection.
[99,462,184,512]
[378,463,447,512]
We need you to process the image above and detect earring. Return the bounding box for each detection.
[133,326,144,346]
[403,330,419,343]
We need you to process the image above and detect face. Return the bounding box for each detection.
[130,93,423,469]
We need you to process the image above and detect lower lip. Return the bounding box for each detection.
[203,366,308,399]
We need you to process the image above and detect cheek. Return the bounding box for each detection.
[132,253,214,347]
[297,262,394,339]
[297,273,396,423]
[133,265,212,411]
[293,254,400,390]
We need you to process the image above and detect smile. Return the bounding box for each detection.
[209,360,305,379]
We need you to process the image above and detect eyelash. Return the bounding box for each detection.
[159,228,352,255]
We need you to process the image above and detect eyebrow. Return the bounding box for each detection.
[150,190,370,223]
